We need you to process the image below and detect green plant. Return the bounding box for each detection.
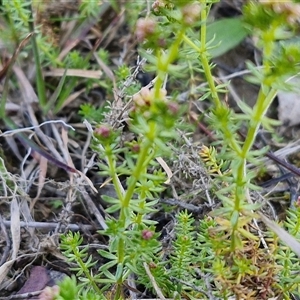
[0,1,60,65]
[56,1,300,299]
[91,83,180,297]
[60,232,102,295]
[0,0,111,115]
[274,205,300,298]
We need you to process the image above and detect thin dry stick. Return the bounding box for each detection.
[0,215,11,266]
[143,262,166,300]
[2,220,95,231]
[245,190,270,252]
[81,189,108,230]
[0,290,42,300]
[0,120,75,138]
[81,131,93,173]
[55,179,77,235]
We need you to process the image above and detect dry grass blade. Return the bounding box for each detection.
[259,212,300,257]
[30,155,47,211]
[20,198,37,243]
[10,197,20,259]
[7,65,79,174]
[91,39,116,83]
[143,262,166,300]
[58,82,99,110]
[60,125,97,193]
[0,260,15,286]
[80,190,107,229]
[57,2,111,61]
[76,170,98,193]
[44,68,103,79]
[13,66,39,104]
[0,33,33,81]
[0,199,21,286]
[7,122,78,174]
[0,121,75,138]
[2,220,94,231]
[156,157,173,184]
[18,131,77,173]
[13,67,60,157]
[0,33,34,118]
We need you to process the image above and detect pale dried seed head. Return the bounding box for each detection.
[181,3,201,25]
[136,18,157,42]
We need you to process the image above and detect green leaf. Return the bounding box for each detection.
[100,260,118,272]
[101,195,120,204]
[44,68,67,114]
[206,18,248,58]
[115,263,124,281]
[207,18,248,57]
[98,250,117,260]
[105,203,121,213]
[238,228,259,240]
[100,269,116,281]
[126,262,139,273]
[230,210,240,227]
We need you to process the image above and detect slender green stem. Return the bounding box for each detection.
[104,10,188,287]
[182,34,201,53]
[135,152,154,225]
[28,3,47,110]
[114,285,122,300]
[0,74,11,119]
[185,30,244,157]
[113,75,166,270]
[154,28,186,97]
[199,2,221,110]
[123,138,153,208]
[233,87,277,215]
[105,145,125,203]
[117,237,125,265]
[114,134,154,267]
[72,245,102,294]
[185,29,244,157]
[153,49,164,97]
[196,1,280,249]
[242,87,277,157]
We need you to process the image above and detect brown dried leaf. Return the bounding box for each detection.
[16,266,49,294]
